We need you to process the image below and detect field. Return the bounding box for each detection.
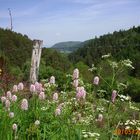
[0,57,140,140]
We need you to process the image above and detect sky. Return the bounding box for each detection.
[0,0,140,47]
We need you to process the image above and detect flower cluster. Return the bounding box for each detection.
[18,82,24,90]
[82,130,100,139]
[21,99,28,111]
[76,86,86,100]
[102,53,111,58]
[111,90,117,103]
[121,59,134,69]
[119,120,140,130]
[93,76,99,85]
[118,94,131,101]
[129,102,139,111]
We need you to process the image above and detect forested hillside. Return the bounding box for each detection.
[0,28,33,68]
[69,26,140,78]
[51,41,82,53]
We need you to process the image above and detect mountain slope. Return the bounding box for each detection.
[51,41,82,53]
[0,28,33,68]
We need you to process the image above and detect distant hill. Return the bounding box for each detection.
[51,41,83,53]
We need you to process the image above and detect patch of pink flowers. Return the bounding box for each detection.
[73,79,79,88]
[21,99,28,111]
[1,96,6,103]
[39,92,46,100]
[76,86,86,100]
[111,90,117,103]
[11,95,17,102]
[30,84,36,93]
[49,76,55,84]
[73,68,79,80]
[12,85,18,92]
[6,91,12,100]
[55,108,61,116]
[12,123,17,131]
[35,82,43,93]
[57,103,64,110]
[5,99,10,108]
[9,112,14,118]
[93,76,100,85]
[53,92,58,101]
[97,114,103,122]
[18,82,24,90]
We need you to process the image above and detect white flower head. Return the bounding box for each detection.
[35,120,40,125]
[102,53,111,58]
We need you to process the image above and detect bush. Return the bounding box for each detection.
[126,77,140,102]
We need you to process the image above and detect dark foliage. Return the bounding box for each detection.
[0,28,33,68]
[69,26,140,78]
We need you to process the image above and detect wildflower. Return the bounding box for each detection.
[109,61,118,68]
[122,59,134,69]
[12,123,17,131]
[5,99,10,108]
[35,120,40,125]
[50,76,55,84]
[102,53,111,58]
[1,96,6,103]
[30,84,36,92]
[83,134,88,138]
[39,92,46,100]
[111,90,117,103]
[76,86,86,100]
[73,68,79,80]
[6,91,12,100]
[9,112,14,118]
[18,82,24,90]
[53,92,58,101]
[21,99,28,110]
[73,79,79,88]
[118,94,131,101]
[97,114,103,122]
[96,107,104,112]
[93,76,99,85]
[88,64,97,72]
[55,108,61,116]
[12,85,18,92]
[58,103,64,109]
[35,82,42,93]
[11,95,17,102]
[41,107,47,110]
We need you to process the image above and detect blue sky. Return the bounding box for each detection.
[0,0,140,47]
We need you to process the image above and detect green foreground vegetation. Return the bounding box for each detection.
[0,26,140,139]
